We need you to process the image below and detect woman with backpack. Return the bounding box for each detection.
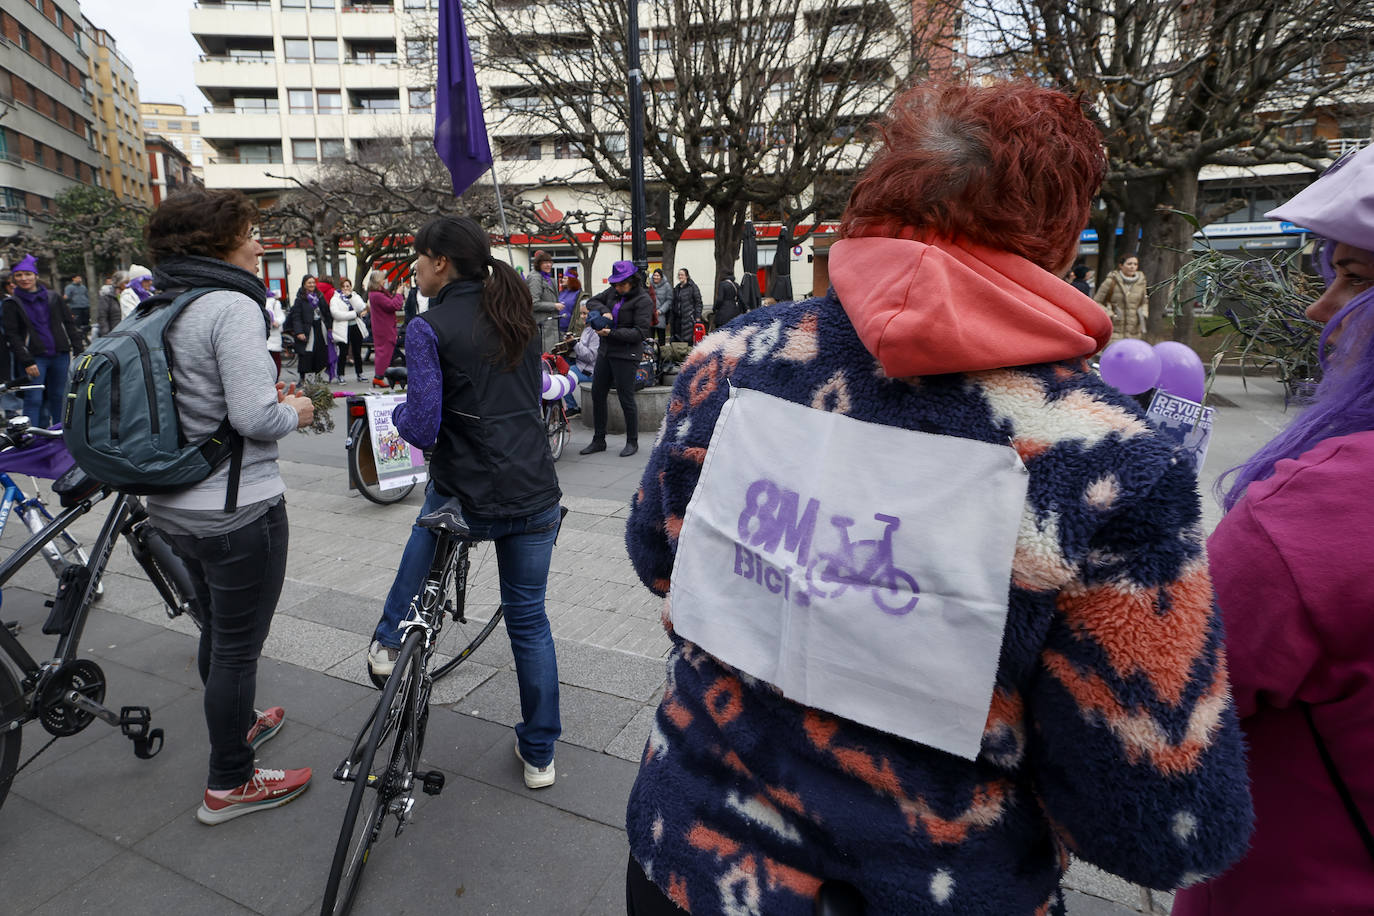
[579,260,653,458]
[139,188,316,824]
[284,275,332,382]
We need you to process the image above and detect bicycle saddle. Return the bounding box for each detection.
[384,366,408,385]
[814,880,865,916]
[417,498,471,539]
[52,464,104,508]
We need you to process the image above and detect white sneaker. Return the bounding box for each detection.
[367,640,398,679]
[514,742,555,789]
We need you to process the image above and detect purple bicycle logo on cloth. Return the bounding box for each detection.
[733,478,920,615]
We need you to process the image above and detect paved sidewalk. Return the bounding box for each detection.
[0,376,1286,914]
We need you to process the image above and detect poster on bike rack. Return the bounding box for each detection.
[669,385,1028,761]
[365,394,427,491]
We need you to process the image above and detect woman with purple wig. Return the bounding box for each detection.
[1173,146,1374,914]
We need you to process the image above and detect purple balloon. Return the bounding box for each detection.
[1099,339,1161,395]
[1153,341,1206,404]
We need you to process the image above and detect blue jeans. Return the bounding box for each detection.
[23,355,69,427]
[566,365,591,410]
[373,487,563,766]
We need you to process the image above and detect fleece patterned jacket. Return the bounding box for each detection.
[623,236,1253,915]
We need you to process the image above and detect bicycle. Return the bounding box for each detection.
[541,353,572,462]
[0,417,206,814]
[320,500,566,915]
[338,367,417,506]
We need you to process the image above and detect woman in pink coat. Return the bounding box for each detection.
[367,270,403,387]
[1173,146,1374,914]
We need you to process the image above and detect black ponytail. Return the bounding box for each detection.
[413,217,535,370]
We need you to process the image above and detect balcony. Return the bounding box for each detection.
[190,4,274,39]
[1328,136,1371,158]
[195,57,276,89]
[202,160,300,191]
[200,110,284,139]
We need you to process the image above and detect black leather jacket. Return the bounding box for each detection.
[585,282,653,361]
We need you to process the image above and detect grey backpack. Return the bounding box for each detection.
[63,287,244,511]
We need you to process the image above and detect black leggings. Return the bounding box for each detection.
[590,354,639,443]
[626,857,687,915]
[336,326,365,377]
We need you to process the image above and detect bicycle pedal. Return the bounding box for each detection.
[421,770,445,795]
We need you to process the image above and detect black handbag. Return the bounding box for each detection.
[1301,702,1374,865]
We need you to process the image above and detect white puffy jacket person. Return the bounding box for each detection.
[329,278,370,382]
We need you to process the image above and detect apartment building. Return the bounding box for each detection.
[189,0,915,293]
[0,0,101,241]
[146,132,200,205]
[82,19,151,206]
[141,101,208,181]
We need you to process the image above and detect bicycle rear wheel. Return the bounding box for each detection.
[0,661,23,813]
[135,523,207,630]
[322,629,425,916]
[545,403,567,461]
[347,418,415,506]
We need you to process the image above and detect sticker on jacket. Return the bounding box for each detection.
[669,385,1028,761]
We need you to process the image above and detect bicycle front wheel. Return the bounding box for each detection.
[544,403,567,461]
[322,630,424,916]
[0,661,24,814]
[347,418,415,506]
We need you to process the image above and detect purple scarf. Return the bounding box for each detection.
[132,280,155,302]
[14,285,57,357]
[611,296,625,321]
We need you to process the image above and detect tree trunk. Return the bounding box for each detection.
[710,202,747,306]
[1134,167,1200,342]
[83,250,97,294]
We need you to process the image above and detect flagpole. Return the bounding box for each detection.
[485,161,515,266]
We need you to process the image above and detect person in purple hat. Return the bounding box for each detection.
[579,260,652,457]
[1172,144,1374,916]
[1,254,81,426]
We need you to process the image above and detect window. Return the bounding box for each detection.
[238,143,283,164]
[404,0,427,8]
[405,38,430,61]
[312,0,335,7]
[554,137,582,159]
[292,139,318,162]
[233,95,278,112]
[167,119,183,131]
[284,38,310,62]
[317,90,342,112]
[314,38,340,61]
[606,133,627,156]
[408,88,432,112]
[281,0,306,7]
[191,120,199,130]
[320,138,346,161]
[354,91,400,111]
[288,89,313,113]
[500,137,541,160]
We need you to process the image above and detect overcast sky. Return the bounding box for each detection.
[80,0,205,109]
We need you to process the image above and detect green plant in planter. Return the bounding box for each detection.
[1171,241,1325,405]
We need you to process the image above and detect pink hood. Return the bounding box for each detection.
[829,236,1112,377]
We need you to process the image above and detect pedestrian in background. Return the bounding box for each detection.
[367,271,403,387]
[1095,253,1148,337]
[669,268,702,343]
[623,79,1252,914]
[120,264,154,320]
[558,268,581,336]
[2,254,81,427]
[1069,262,1093,297]
[713,273,741,328]
[264,286,285,381]
[63,274,90,335]
[330,277,369,383]
[284,275,331,382]
[579,260,652,458]
[1172,144,1374,916]
[97,271,127,338]
[527,249,559,351]
[648,268,671,347]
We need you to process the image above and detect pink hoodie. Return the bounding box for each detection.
[828,233,1112,376]
[1173,432,1374,915]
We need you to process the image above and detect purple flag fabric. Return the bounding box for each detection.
[434,0,492,197]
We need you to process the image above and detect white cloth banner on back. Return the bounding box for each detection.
[669,385,1028,761]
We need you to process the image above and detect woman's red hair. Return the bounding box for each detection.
[840,81,1105,271]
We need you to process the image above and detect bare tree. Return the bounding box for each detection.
[467,0,928,291]
[261,140,508,288]
[947,0,1374,338]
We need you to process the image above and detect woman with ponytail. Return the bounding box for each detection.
[1173,146,1374,915]
[366,216,564,789]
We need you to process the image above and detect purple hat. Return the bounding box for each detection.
[607,260,637,284]
[1268,145,1374,252]
[11,254,38,274]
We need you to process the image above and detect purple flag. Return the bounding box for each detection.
[434,0,492,197]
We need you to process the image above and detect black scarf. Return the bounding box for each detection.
[151,255,267,307]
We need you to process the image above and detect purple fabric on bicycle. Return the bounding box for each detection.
[0,429,76,480]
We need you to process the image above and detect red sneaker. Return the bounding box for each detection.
[247,707,285,752]
[197,767,312,825]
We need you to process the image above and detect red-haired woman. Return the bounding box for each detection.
[622,80,1253,914]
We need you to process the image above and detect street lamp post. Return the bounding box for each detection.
[625,0,648,276]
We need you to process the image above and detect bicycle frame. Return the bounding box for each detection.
[0,478,108,596]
